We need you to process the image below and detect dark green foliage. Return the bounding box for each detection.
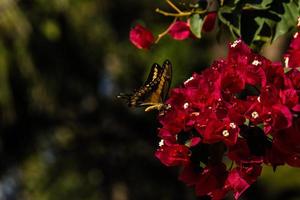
[218,0,300,49]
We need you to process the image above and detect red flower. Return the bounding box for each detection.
[270,104,293,130]
[129,24,154,49]
[284,32,300,68]
[168,21,191,40]
[226,169,250,200]
[203,119,239,146]
[178,163,201,186]
[260,85,280,106]
[228,139,263,165]
[286,68,300,90]
[271,119,300,167]
[202,12,217,32]
[221,69,245,94]
[155,37,300,200]
[263,62,286,89]
[155,144,190,166]
[195,163,228,197]
[279,88,299,109]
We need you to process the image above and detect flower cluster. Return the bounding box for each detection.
[155,35,300,199]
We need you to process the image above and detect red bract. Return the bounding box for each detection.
[155,144,190,166]
[129,24,154,49]
[155,36,300,199]
[226,169,250,200]
[202,12,217,32]
[195,163,228,197]
[178,163,201,186]
[284,32,300,68]
[271,119,300,167]
[203,120,239,146]
[168,21,191,40]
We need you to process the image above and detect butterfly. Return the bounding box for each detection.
[117,59,172,112]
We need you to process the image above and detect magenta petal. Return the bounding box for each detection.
[292,104,300,112]
[271,104,293,130]
[129,24,154,49]
[168,21,191,40]
[227,170,250,200]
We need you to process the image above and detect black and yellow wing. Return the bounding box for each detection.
[117,59,172,112]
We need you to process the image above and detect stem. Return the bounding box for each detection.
[155,8,191,17]
[166,0,182,13]
[156,8,207,17]
[155,17,177,43]
[220,0,224,6]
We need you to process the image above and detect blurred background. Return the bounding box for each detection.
[0,0,299,199]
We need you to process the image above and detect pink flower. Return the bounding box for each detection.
[129,24,154,49]
[168,21,191,40]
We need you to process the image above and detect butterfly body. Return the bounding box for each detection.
[118,60,172,111]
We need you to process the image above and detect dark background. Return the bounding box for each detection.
[0,0,299,199]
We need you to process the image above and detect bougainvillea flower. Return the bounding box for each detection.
[129,24,154,49]
[154,34,300,199]
[270,104,293,130]
[226,169,250,200]
[155,144,190,166]
[178,163,201,186]
[284,32,300,68]
[202,12,217,32]
[168,21,191,40]
[195,163,228,197]
[271,119,300,167]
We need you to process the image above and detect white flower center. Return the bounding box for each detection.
[251,111,259,119]
[229,122,236,129]
[252,60,261,66]
[183,102,189,109]
[222,130,230,137]
[159,139,164,147]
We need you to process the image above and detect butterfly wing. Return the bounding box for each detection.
[161,59,172,101]
[143,60,172,104]
[118,60,172,111]
[143,63,163,86]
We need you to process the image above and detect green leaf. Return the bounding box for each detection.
[252,17,276,43]
[218,6,241,38]
[284,67,293,73]
[189,14,203,38]
[245,0,273,10]
[244,118,250,126]
[273,0,300,41]
[257,123,264,130]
